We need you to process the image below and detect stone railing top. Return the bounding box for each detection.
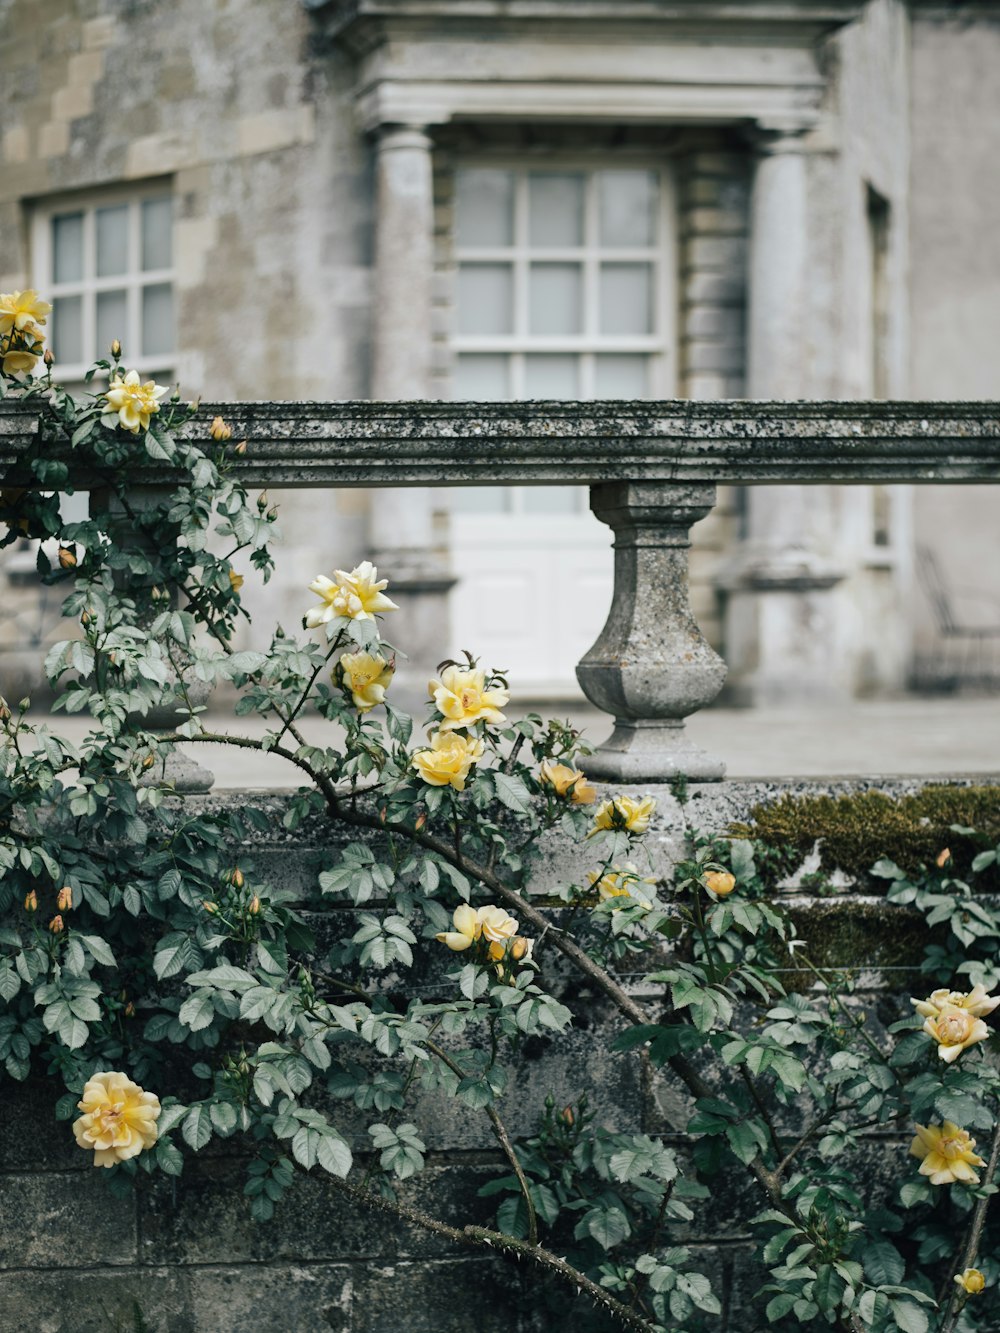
[1,398,998,489]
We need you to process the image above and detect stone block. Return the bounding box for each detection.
[685,236,748,274]
[685,305,744,341]
[0,1078,86,1172]
[0,1268,193,1333]
[683,206,747,236]
[684,339,746,375]
[352,1255,546,1333]
[38,121,69,158]
[682,271,745,306]
[0,1172,135,1268]
[188,1263,352,1332]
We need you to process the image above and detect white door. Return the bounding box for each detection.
[446,163,676,696]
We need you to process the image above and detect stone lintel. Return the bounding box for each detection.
[1,399,997,490]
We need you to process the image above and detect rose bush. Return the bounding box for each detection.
[0,306,998,1331]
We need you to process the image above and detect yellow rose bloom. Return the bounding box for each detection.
[411,730,484,792]
[305,561,399,627]
[921,1005,990,1064]
[228,569,244,593]
[703,870,737,897]
[101,369,169,433]
[338,650,394,711]
[428,665,509,732]
[588,863,655,908]
[539,758,596,805]
[912,984,1000,1020]
[72,1070,161,1168]
[954,1268,986,1295]
[435,902,481,952]
[0,289,51,337]
[910,1121,985,1185]
[1,345,40,377]
[477,904,518,943]
[589,795,657,837]
[209,415,232,441]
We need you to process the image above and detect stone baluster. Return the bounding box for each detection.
[576,482,727,782]
[89,484,214,794]
[368,124,454,699]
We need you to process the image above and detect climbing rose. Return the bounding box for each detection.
[73,1071,161,1167]
[477,904,518,944]
[954,1269,986,1295]
[590,795,656,836]
[0,289,51,337]
[910,1121,985,1185]
[539,759,595,805]
[428,665,509,732]
[435,903,481,952]
[101,370,168,433]
[912,985,1000,1020]
[306,561,398,626]
[588,864,655,907]
[411,730,484,791]
[921,1005,990,1063]
[703,870,737,897]
[338,650,393,711]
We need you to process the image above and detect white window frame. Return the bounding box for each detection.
[450,155,678,401]
[30,181,175,384]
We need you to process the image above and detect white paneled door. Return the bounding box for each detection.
[447,163,676,695]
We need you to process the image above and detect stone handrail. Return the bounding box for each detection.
[2,397,998,785]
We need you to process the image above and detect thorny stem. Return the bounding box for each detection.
[424,1037,538,1247]
[938,1114,1000,1333]
[326,1175,658,1333]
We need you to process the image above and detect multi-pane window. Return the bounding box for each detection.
[452,165,671,403]
[33,188,174,381]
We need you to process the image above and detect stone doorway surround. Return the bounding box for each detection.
[306,0,902,707]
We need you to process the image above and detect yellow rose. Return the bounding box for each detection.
[910,1121,985,1185]
[477,904,518,943]
[428,665,509,732]
[1,344,40,377]
[509,936,532,962]
[209,415,232,441]
[435,902,481,952]
[539,758,596,805]
[921,1005,990,1063]
[101,369,169,433]
[338,650,393,711]
[954,1268,986,1295]
[0,289,51,337]
[305,561,399,627]
[703,870,737,897]
[588,863,655,908]
[72,1070,161,1168]
[589,795,656,837]
[228,569,244,593]
[912,985,1000,1020]
[411,730,484,792]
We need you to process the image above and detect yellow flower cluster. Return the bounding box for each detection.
[100,369,169,433]
[435,903,531,969]
[306,562,398,627]
[73,1071,160,1167]
[910,1120,985,1185]
[0,289,51,378]
[539,758,595,805]
[911,984,998,1063]
[428,665,509,732]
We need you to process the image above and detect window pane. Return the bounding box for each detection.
[51,295,83,364]
[457,265,513,335]
[142,283,173,356]
[141,198,172,270]
[529,264,581,336]
[455,170,513,248]
[595,355,648,398]
[522,485,582,515]
[96,205,129,276]
[53,213,84,283]
[599,263,653,336]
[453,354,509,400]
[528,173,583,247]
[524,355,578,399]
[599,171,657,247]
[96,290,128,357]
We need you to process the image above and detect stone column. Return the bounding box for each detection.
[368,125,454,704]
[576,483,727,782]
[720,127,847,706]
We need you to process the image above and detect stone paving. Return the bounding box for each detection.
[25,695,1000,788]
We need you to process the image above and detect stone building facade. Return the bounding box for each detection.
[0,0,997,705]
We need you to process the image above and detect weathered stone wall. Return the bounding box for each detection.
[0,774,980,1332]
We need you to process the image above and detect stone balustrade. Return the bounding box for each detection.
[2,398,999,783]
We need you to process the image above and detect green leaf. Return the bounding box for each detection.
[316,1131,352,1177]
[209,1102,239,1136]
[182,1105,212,1152]
[890,1299,930,1333]
[492,772,532,814]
